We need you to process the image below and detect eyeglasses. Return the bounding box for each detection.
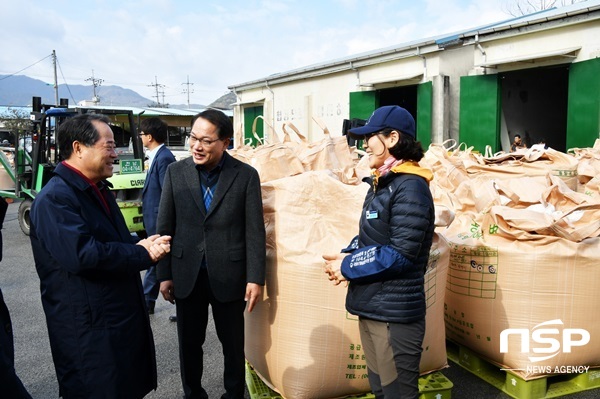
[364,130,387,141]
[94,143,117,153]
[138,132,148,136]
[188,135,221,147]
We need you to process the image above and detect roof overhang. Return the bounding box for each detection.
[477,46,581,68]
[360,72,424,87]
[231,97,266,106]
[229,43,438,91]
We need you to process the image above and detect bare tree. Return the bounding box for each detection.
[503,0,588,16]
[0,108,30,136]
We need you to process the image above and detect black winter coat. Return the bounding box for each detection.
[345,168,435,323]
[30,163,157,399]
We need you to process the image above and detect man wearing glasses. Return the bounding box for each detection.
[156,109,266,399]
[29,114,171,398]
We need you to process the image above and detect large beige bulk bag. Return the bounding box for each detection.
[294,118,358,184]
[421,140,471,194]
[229,117,305,183]
[569,139,600,197]
[442,177,600,380]
[248,143,305,182]
[582,176,600,199]
[465,146,579,191]
[246,171,449,398]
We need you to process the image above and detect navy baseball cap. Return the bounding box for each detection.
[348,105,415,138]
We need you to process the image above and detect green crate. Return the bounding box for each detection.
[245,363,283,399]
[245,362,452,399]
[446,340,600,399]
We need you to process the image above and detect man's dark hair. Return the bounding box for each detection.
[514,134,521,139]
[191,109,233,140]
[58,114,111,159]
[379,128,425,162]
[140,117,168,143]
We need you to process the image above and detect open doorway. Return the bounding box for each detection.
[347,84,420,148]
[500,65,569,152]
[379,85,418,123]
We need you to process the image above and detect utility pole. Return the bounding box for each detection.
[85,70,103,104]
[182,75,194,108]
[148,76,165,107]
[52,50,59,106]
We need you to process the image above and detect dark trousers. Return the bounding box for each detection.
[142,265,159,304]
[0,289,32,399]
[175,269,246,399]
[359,317,425,399]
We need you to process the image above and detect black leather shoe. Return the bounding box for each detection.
[147,301,155,315]
[169,314,177,322]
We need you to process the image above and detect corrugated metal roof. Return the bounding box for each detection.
[0,105,232,118]
[229,0,600,90]
[458,0,600,38]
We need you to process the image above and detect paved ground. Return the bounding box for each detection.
[2,200,597,398]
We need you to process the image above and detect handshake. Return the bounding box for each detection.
[137,235,172,262]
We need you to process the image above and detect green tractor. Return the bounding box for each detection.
[0,97,146,235]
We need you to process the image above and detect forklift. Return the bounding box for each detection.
[0,96,147,235]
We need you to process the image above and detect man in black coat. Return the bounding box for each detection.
[29,114,171,399]
[0,197,32,398]
[157,109,266,399]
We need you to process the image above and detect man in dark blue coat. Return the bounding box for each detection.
[0,196,33,398]
[29,114,171,399]
[139,117,176,315]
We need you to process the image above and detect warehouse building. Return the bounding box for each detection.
[229,1,600,153]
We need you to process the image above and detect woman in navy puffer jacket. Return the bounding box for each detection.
[324,105,435,399]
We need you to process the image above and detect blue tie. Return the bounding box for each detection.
[203,185,213,211]
[199,166,218,212]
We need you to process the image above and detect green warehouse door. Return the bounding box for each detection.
[243,106,264,147]
[417,81,433,148]
[459,75,501,153]
[566,58,600,150]
[350,91,378,121]
[351,84,431,145]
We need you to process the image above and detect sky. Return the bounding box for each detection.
[0,0,511,107]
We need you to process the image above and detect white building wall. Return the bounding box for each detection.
[232,9,600,146]
[471,20,600,72]
[437,46,477,141]
[234,54,445,143]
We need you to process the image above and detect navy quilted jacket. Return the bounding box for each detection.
[344,162,435,323]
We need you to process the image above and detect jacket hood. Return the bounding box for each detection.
[389,161,433,183]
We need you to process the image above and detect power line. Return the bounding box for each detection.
[181,75,194,108]
[0,54,53,82]
[85,70,103,104]
[55,57,77,105]
[148,76,167,107]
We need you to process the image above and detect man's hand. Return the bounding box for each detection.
[245,283,262,313]
[137,234,171,262]
[160,280,175,304]
[323,253,349,286]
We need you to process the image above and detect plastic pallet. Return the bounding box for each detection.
[245,362,453,399]
[446,340,600,399]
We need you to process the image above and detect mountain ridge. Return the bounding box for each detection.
[0,74,235,110]
[1,74,165,107]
